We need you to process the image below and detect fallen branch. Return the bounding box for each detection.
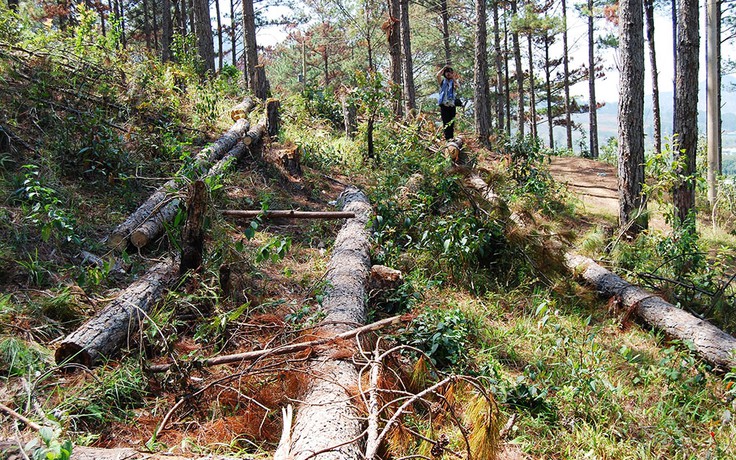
[0,402,42,431]
[222,210,356,220]
[148,314,406,373]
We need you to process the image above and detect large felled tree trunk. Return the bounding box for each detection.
[282,187,372,460]
[474,0,491,147]
[617,0,647,235]
[459,164,736,371]
[566,254,736,370]
[55,257,179,367]
[672,0,699,224]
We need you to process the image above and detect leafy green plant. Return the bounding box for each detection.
[256,236,292,263]
[0,336,49,377]
[402,307,473,368]
[14,165,78,243]
[24,426,73,460]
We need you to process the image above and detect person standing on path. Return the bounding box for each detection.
[436,65,460,141]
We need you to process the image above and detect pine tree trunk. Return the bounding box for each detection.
[618,0,647,235]
[143,0,152,50]
[194,0,215,73]
[284,187,372,460]
[671,0,677,131]
[399,0,416,114]
[474,0,491,146]
[56,258,179,367]
[387,0,403,117]
[528,34,537,139]
[512,0,524,136]
[242,0,258,92]
[152,0,159,51]
[504,12,511,135]
[440,0,451,64]
[706,0,720,204]
[587,0,598,158]
[566,254,736,370]
[644,0,661,155]
[215,0,223,71]
[493,2,504,133]
[672,0,699,224]
[545,30,553,149]
[162,0,173,62]
[562,0,572,151]
[230,0,237,66]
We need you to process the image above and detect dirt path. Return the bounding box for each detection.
[548,156,619,220]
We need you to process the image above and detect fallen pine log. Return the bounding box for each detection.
[462,166,736,371]
[445,136,464,163]
[230,96,256,121]
[107,115,251,250]
[566,254,736,370]
[129,143,247,249]
[279,186,373,460]
[243,121,266,147]
[147,314,405,373]
[222,210,355,220]
[55,257,179,368]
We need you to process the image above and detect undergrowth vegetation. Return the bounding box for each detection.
[1,8,735,460]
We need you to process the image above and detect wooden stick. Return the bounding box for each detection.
[148,314,407,373]
[0,402,42,431]
[222,210,356,219]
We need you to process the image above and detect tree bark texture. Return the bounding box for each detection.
[545,30,553,149]
[587,0,599,158]
[706,0,720,204]
[230,96,255,121]
[193,0,215,73]
[243,121,266,147]
[55,257,179,367]
[266,98,280,137]
[512,0,524,136]
[180,180,207,274]
[108,117,250,250]
[566,254,736,370]
[493,2,504,132]
[672,0,699,224]
[399,0,416,114]
[242,0,258,92]
[528,34,537,139]
[0,443,240,460]
[644,0,662,156]
[215,0,223,71]
[474,0,491,147]
[285,187,372,460]
[617,0,647,235]
[254,64,270,100]
[562,0,573,150]
[386,0,403,117]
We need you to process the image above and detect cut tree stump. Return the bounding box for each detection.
[254,64,270,100]
[566,254,736,370]
[278,146,302,177]
[266,98,280,137]
[445,136,464,163]
[180,180,207,273]
[107,115,250,250]
[129,144,247,249]
[55,257,179,368]
[281,186,372,460]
